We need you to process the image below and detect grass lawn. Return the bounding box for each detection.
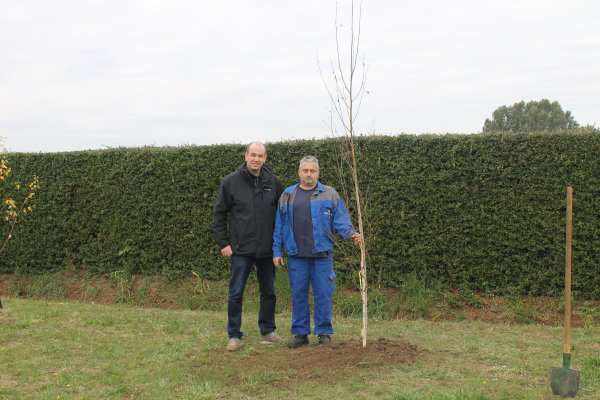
[1,297,599,399]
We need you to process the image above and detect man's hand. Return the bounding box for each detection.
[351,232,362,246]
[273,257,285,268]
[220,245,233,257]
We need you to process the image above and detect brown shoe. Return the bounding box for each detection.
[260,331,283,344]
[226,338,242,352]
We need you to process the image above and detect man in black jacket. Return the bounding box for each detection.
[212,142,283,351]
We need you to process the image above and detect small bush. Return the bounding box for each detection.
[334,291,363,318]
[175,272,227,311]
[505,294,536,324]
[8,275,27,297]
[368,288,389,319]
[399,272,441,318]
[461,290,483,308]
[27,274,66,300]
[444,291,463,310]
[109,270,135,304]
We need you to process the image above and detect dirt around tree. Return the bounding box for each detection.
[200,337,424,389]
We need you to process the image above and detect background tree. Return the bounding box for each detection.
[482,99,579,133]
[1,137,39,310]
[1,138,39,254]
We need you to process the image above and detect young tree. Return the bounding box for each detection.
[319,0,369,347]
[482,99,580,133]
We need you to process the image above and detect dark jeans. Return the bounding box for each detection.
[227,255,276,339]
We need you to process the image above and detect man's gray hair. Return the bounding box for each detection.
[299,156,319,168]
[245,141,267,154]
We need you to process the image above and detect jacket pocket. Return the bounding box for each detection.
[328,271,336,283]
[230,223,238,250]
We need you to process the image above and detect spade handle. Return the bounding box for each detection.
[563,186,573,355]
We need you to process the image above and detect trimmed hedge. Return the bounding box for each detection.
[2,132,599,298]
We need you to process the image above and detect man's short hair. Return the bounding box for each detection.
[245,142,267,155]
[299,156,319,168]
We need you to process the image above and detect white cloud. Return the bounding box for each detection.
[1,0,598,152]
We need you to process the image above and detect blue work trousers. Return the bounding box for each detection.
[287,256,336,335]
[227,255,276,339]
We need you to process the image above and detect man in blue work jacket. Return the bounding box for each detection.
[272,156,361,348]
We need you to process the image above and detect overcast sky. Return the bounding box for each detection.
[1,0,599,153]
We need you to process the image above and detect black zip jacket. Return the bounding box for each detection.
[212,162,283,258]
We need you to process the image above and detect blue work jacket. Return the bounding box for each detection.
[272,181,355,257]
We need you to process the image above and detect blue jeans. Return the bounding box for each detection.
[287,256,335,335]
[227,255,276,339]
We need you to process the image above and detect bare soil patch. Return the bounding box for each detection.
[204,337,424,387]
[253,337,421,370]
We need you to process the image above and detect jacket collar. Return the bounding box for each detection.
[238,161,274,179]
[285,181,325,194]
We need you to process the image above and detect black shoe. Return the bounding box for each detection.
[318,334,331,345]
[288,335,309,348]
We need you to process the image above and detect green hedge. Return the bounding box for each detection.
[2,132,599,298]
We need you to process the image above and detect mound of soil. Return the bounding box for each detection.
[251,337,420,369]
[204,337,424,387]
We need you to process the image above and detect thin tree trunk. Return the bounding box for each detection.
[320,0,368,347]
[347,0,368,348]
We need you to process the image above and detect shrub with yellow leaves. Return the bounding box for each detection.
[1,139,40,254]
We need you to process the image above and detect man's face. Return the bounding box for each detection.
[298,161,320,189]
[245,144,266,175]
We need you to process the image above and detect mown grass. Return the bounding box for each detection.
[1,297,600,399]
